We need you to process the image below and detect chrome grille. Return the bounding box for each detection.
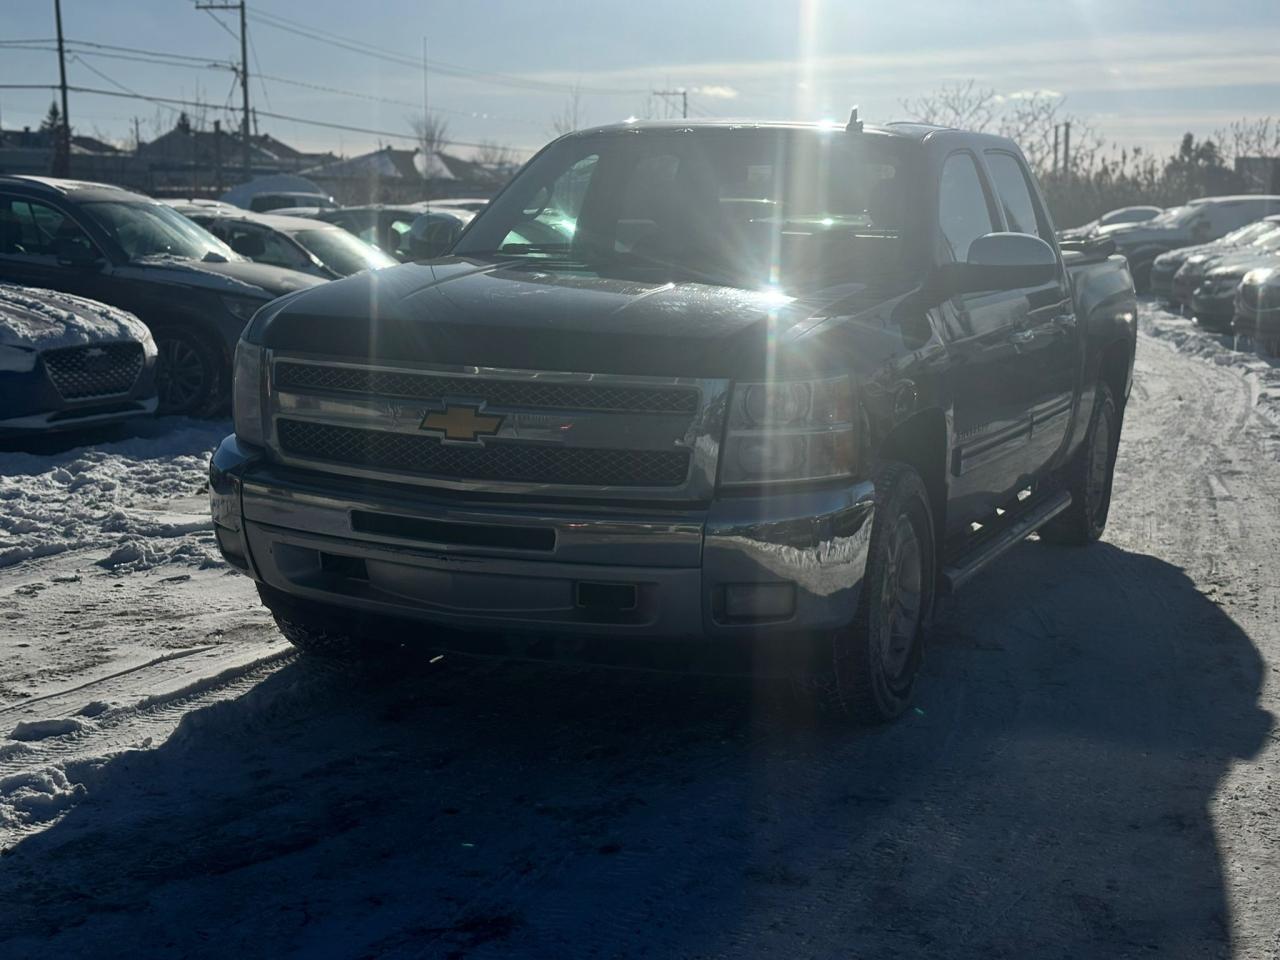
[267,356,729,500]
[277,419,691,487]
[275,361,699,414]
[43,342,144,400]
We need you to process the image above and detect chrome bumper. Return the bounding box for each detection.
[210,436,875,643]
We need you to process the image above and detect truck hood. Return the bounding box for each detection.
[251,257,900,378]
[117,256,324,300]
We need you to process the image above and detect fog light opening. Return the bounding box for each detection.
[723,582,796,622]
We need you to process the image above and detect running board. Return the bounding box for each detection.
[941,490,1073,594]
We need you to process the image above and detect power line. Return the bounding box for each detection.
[62,85,538,152]
[4,43,237,72]
[246,8,646,96]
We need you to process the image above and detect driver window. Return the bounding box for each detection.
[0,198,96,260]
[938,153,996,263]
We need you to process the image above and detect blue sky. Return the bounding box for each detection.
[3,0,1279,160]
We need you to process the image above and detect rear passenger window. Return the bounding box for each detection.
[984,152,1046,239]
[938,153,996,262]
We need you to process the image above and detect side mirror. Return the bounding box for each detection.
[55,237,102,268]
[937,232,1057,298]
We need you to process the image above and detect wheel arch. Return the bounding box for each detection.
[876,407,949,552]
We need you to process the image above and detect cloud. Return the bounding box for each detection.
[692,85,738,100]
[1007,88,1063,100]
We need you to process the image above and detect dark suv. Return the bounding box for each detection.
[0,176,323,414]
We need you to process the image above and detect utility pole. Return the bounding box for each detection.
[197,1,250,181]
[213,118,223,193]
[53,0,70,176]
[652,88,688,119]
[1063,121,1071,177]
[1052,124,1060,174]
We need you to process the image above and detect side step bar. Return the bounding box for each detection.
[941,490,1072,594]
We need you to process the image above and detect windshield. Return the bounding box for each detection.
[455,130,920,292]
[292,227,396,275]
[83,200,240,262]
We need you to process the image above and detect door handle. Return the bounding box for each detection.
[1010,329,1036,345]
[1052,314,1078,332]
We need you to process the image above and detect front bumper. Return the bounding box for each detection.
[210,436,876,646]
[1149,261,1180,301]
[1191,288,1237,329]
[1233,299,1280,340]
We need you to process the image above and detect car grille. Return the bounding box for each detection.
[274,361,699,415]
[276,419,692,487]
[43,342,144,400]
[1240,285,1261,307]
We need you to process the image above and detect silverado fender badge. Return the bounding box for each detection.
[420,402,504,443]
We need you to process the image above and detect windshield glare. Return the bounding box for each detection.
[293,228,396,275]
[455,130,918,292]
[84,200,241,262]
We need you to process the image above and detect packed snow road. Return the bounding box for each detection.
[1,305,1278,959]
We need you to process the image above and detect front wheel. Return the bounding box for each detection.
[153,325,224,416]
[1039,382,1119,546]
[798,461,937,724]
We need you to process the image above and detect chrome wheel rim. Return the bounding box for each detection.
[156,337,206,411]
[878,514,923,683]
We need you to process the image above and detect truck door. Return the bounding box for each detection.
[981,150,1079,478]
[935,151,1036,531]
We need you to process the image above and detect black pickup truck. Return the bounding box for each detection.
[211,118,1136,722]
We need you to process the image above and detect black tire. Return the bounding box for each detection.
[797,461,936,724]
[152,325,224,416]
[1039,382,1119,546]
[1130,259,1153,294]
[272,612,365,659]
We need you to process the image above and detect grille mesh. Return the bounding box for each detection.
[43,342,144,400]
[274,362,698,415]
[276,419,691,487]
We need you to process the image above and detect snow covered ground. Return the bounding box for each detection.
[0,308,1278,958]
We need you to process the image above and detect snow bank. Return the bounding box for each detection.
[1139,300,1280,430]
[0,284,152,351]
[0,418,229,571]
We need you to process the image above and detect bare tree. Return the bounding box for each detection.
[411,112,451,159]
[550,85,583,136]
[474,139,516,169]
[900,80,1000,134]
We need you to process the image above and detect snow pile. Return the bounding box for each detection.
[0,767,88,828]
[0,418,229,571]
[1139,300,1280,430]
[0,283,152,351]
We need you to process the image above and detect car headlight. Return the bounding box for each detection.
[232,339,266,447]
[0,344,38,373]
[719,376,856,487]
[222,295,265,324]
[1201,274,1241,295]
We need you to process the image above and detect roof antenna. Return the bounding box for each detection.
[846,106,864,133]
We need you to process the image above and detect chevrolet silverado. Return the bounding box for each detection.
[210,118,1137,722]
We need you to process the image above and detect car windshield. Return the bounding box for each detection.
[292,227,396,275]
[83,200,241,262]
[455,129,920,293]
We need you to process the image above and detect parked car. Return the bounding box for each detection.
[1148,216,1280,305]
[1173,223,1280,320]
[1,283,156,436]
[1105,194,1280,291]
[1058,204,1162,241]
[173,207,396,279]
[1190,246,1280,330]
[246,191,337,213]
[1233,264,1280,351]
[316,204,434,261]
[211,118,1137,723]
[0,175,323,415]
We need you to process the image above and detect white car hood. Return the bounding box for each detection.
[0,284,153,352]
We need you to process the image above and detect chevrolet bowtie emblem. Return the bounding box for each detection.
[419,402,504,443]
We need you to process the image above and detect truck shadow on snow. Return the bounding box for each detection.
[0,542,1271,959]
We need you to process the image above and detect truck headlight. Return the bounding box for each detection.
[232,339,266,447]
[719,376,856,487]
